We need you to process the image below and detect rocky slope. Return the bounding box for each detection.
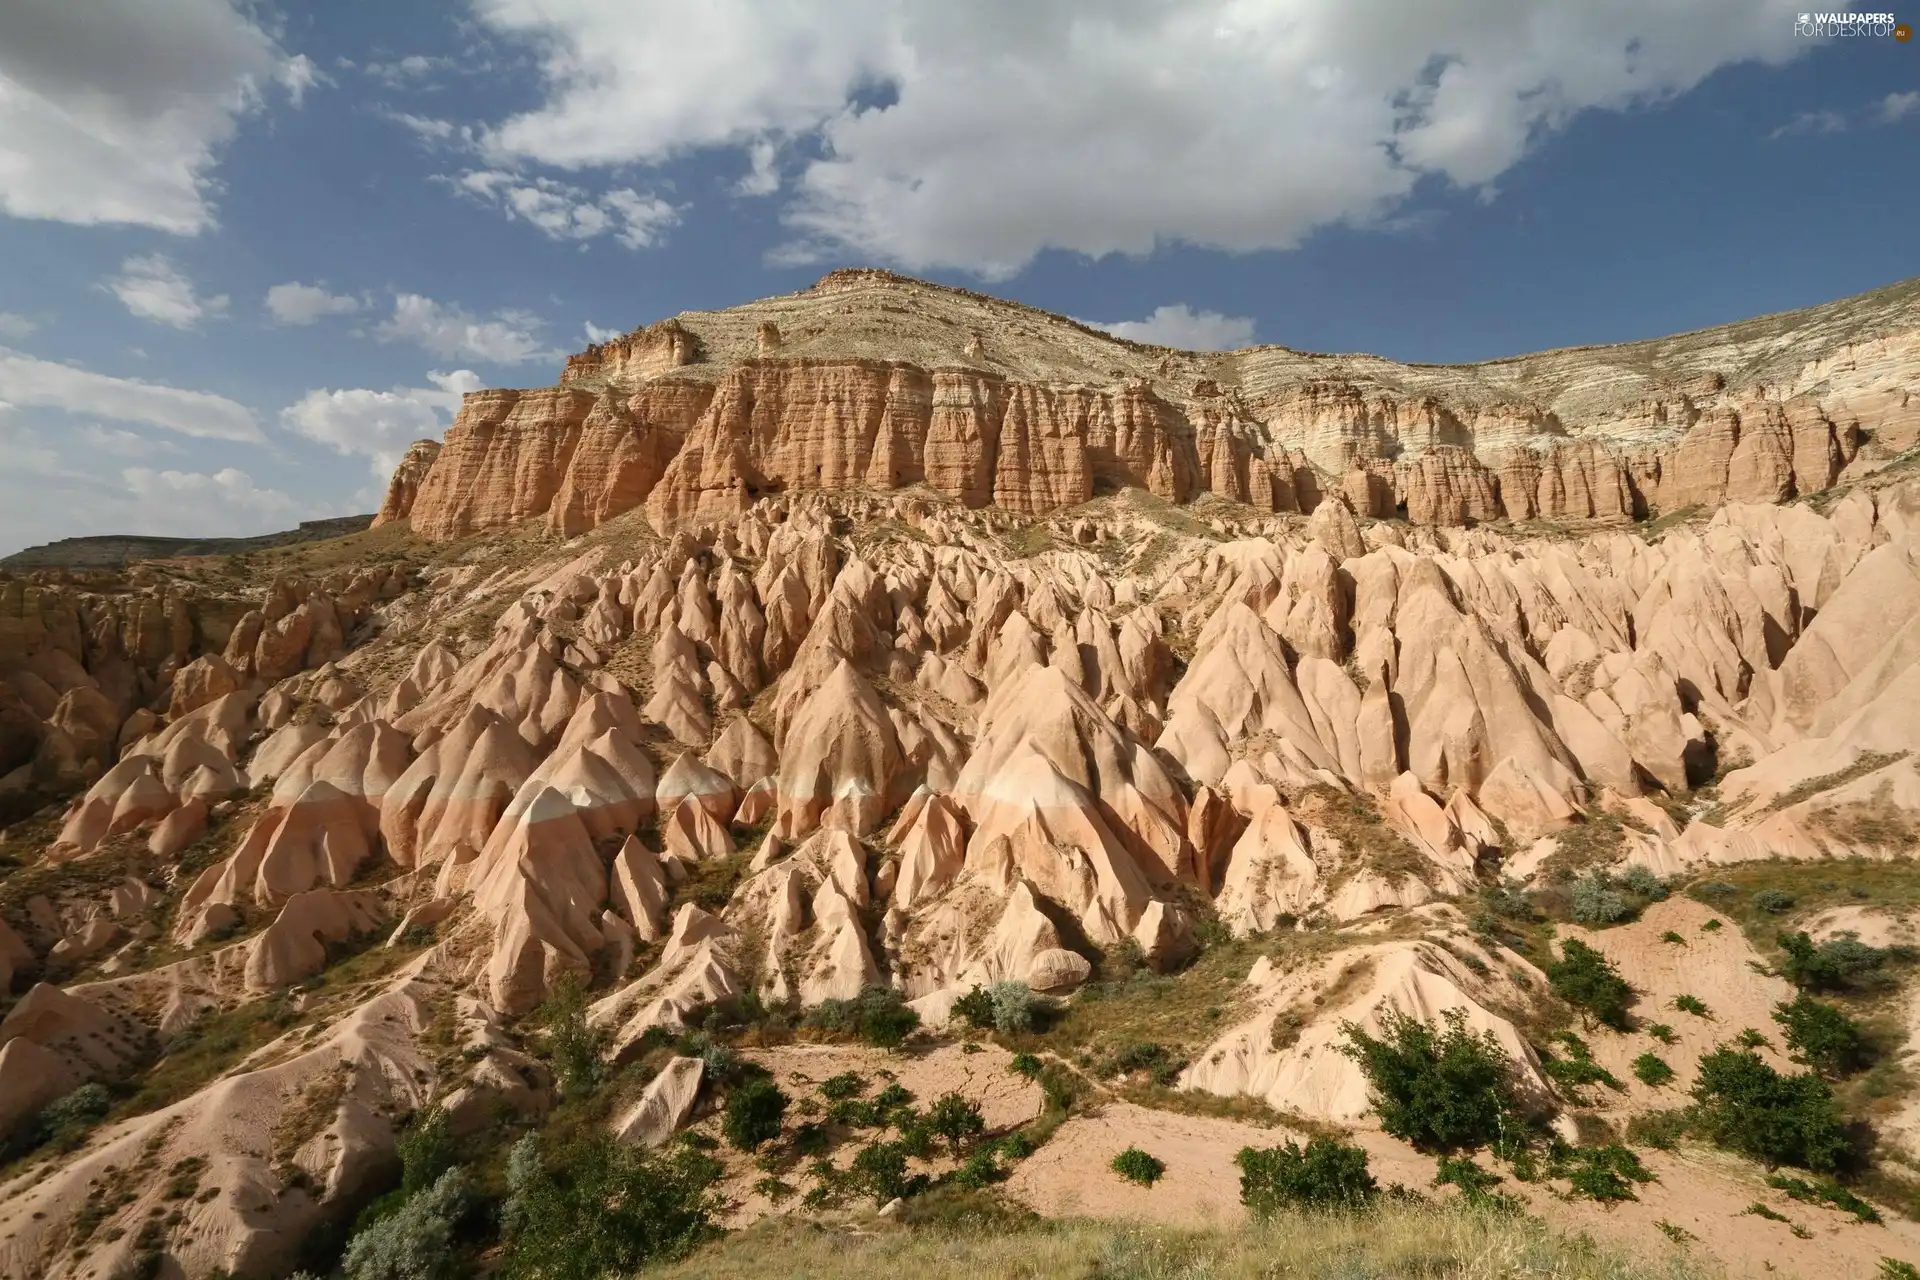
[389,269,1919,540]
[1,279,1919,1279]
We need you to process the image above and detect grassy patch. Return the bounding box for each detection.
[643,1200,1710,1279]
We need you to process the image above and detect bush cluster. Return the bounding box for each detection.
[499,1132,721,1278]
[952,980,1041,1035]
[1772,993,1870,1076]
[1337,1008,1526,1153]
[1236,1137,1377,1214]
[1689,1047,1850,1173]
[1546,939,1633,1030]
[1111,1146,1165,1187]
[804,985,922,1047]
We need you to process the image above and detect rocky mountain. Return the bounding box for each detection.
[1,274,1919,1280]
[389,268,1918,539]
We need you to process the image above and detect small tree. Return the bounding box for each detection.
[988,980,1037,1034]
[722,1078,789,1151]
[500,1133,720,1279]
[926,1092,985,1156]
[1337,1008,1525,1153]
[1778,930,1898,993]
[1570,871,1633,926]
[1546,939,1632,1030]
[1236,1137,1377,1214]
[1773,993,1870,1077]
[539,973,607,1098]
[397,1106,455,1197]
[1690,1047,1849,1172]
[343,1168,470,1280]
[851,1139,923,1205]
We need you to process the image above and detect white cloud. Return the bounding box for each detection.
[470,0,1809,277]
[266,281,361,325]
[736,140,781,196]
[450,169,680,247]
[387,110,458,142]
[1085,305,1257,350]
[582,321,624,343]
[280,369,481,476]
[121,465,308,522]
[1769,108,1847,139]
[375,294,558,365]
[0,0,312,233]
[76,423,184,459]
[0,348,260,441]
[0,312,35,339]
[1884,91,1920,123]
[278,53,329,106]
[366,54,446,85]
[105,255,229,328]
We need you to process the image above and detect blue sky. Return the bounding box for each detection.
[0,1,1915,556]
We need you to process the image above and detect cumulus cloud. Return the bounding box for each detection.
[0,0,312,233]
[582,322,624,343]
[1085,305,1257,350]
[468,0,1808,277]
[0,348,261,441]
[450,169,680,247]
[374,294,557,365]
[280,369,482,475]
[278,53,329,106]
[1884,91,1920,123]
[266,281,362,325]
[105,255,229,328]
[0,312,35,339]
[386,111,458,142]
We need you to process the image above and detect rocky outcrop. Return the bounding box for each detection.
[385,271,1915,541]
[371,439,442,527]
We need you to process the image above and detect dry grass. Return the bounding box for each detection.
[648,1197,1715,1279]
[1765,751,1910,814]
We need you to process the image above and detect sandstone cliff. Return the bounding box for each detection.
[396,269,1918,539]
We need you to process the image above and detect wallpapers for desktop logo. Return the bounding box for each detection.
[1794,11,1911,38]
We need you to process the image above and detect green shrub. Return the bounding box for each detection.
[1660,931,1686,945]
[1646,1023,1677,1045]
[1691,1048,1849,1172]
[539,974,607,1099]
[396,1107,454,1197]
[1009,1052,1043,1078]
[1880,1259,1920,1280]
[1778,930,1904,993]
[951,986,996,1031]
[1236,1137,1376,1214]
[851,1139,927,1205]
[500,1133,719,1279]
[1106,1041,1185,1085]
[343,1168,470,1280]
[1539,1032,1623,1105]
[1673,994,1710,1018]
[1753,889,1795,914]
[1111,1147,1165,1187]
[1557,1144,1655,1203]
[1773,993,1869,1076]
[722,1078,789,1152]
[874,1082,914,1112]
[986,980,1038,1034]
[1432,1154,1519,1211]
[1570,871,1633,926]
[947,1148,1004,1190]
[819,1072,866,1101]
[37,1083,110,1144]
[805,986,921,1048]
[926,1092,985,1156]
[1766,1172,1881,1224]
[1702,919,1723,932]
[1619,865,1668,901]
[1337,1008,1526,1153]
[1631,1053,1676,1087]
[1546,939,1633,1031]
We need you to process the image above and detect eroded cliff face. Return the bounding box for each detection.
[371,439,441,527]
[396,270,1919,539]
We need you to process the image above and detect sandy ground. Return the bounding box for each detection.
[1003,1097,1920,1279]
[709,1041,1045,1225]
[1561,896,1799,1104]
